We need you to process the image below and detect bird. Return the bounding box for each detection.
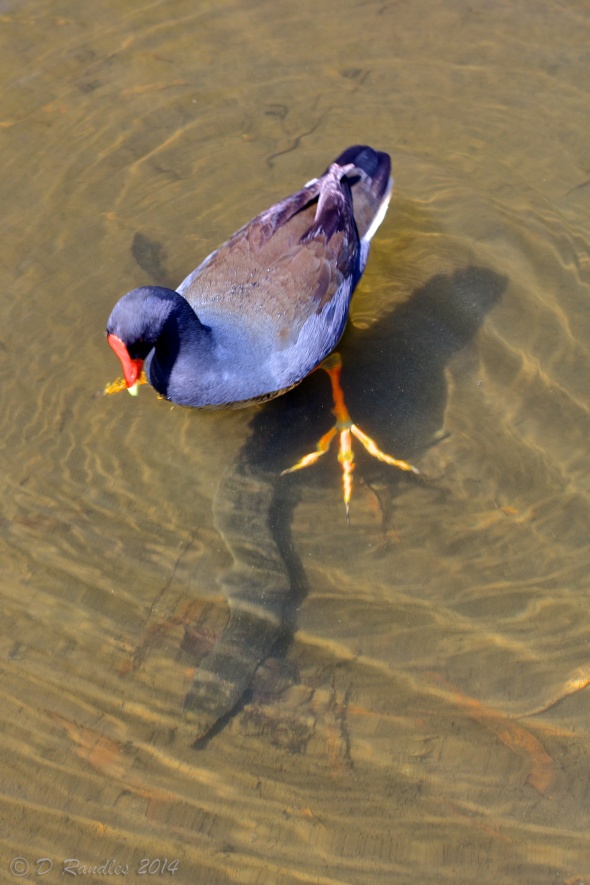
[106,145,418,514]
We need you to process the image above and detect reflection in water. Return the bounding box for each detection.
[184,267,505,742]
[2,0,590,880]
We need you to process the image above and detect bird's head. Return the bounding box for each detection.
[106,286,179,391]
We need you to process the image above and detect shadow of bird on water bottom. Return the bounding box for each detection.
[180,265,506,746]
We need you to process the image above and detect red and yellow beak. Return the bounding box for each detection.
[107,334,144,395]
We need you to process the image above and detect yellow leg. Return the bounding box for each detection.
[281,425,338,471]
[282,353,418,519]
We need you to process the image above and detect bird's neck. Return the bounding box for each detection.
[147,294,214,398]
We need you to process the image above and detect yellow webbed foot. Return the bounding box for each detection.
[281,353,418,520]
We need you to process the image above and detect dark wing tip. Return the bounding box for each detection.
[331,145,391,202]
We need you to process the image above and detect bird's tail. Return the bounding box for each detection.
[331,145,392,244]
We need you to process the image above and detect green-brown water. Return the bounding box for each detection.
[2,1,590,882]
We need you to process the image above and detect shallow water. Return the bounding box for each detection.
[2,0,590,882]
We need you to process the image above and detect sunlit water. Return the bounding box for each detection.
[1,0,590,882]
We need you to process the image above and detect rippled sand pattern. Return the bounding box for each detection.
[1,0,590,882]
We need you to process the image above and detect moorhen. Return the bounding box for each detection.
[106,145,418,513]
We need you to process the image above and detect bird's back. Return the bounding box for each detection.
[176,146,392,392]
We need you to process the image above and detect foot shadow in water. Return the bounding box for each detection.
[186,265,506,745]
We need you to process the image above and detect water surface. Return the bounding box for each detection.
[1,1,590,882]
